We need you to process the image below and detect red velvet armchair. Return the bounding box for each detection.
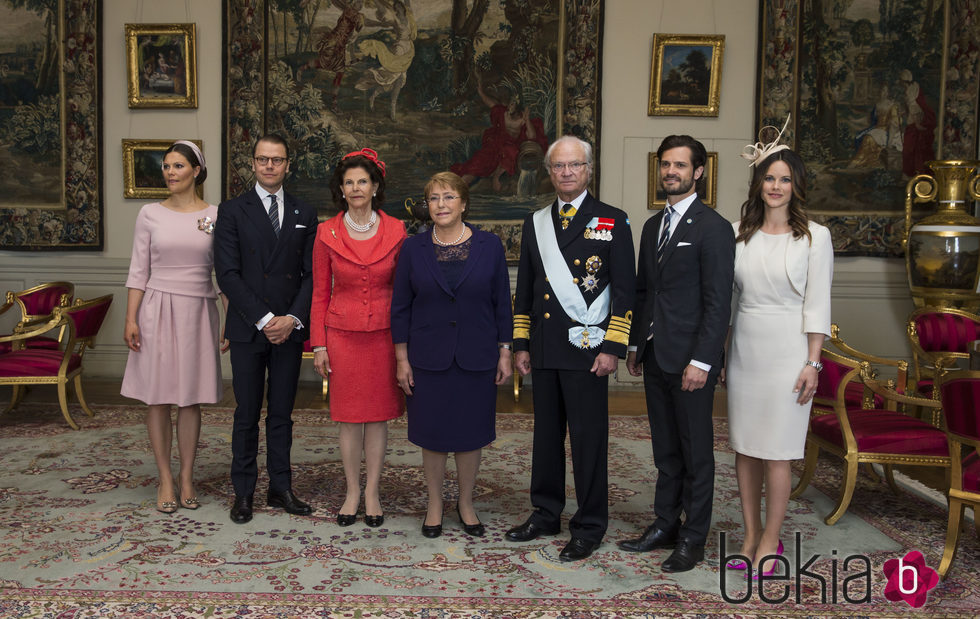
[907,306,980,398]
[0,281,74,354]
[0,294,113,429]
[824,323,906,413]
[791,349,951,525]
[937,369,980,580]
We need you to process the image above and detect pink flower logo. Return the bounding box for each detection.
[882,550,939,608]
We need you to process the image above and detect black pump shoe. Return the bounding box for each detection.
[421,520,443,538]
[336,513,357,527]
[457,504,485,537]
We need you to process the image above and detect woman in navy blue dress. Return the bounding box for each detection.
[391,171,513,538]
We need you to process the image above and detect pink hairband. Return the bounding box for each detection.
[343,147,386,177]
[173,140,207,171]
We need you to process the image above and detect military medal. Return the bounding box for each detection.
[579,330,591,348]
[585,255,602,274]
[562,218,571,230]
[580,274,599,292]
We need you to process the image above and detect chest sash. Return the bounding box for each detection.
[532,207,609,349]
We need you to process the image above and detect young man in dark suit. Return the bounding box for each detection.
[618,135,735,572]
[214,134,319,524]
[507,135,635,562]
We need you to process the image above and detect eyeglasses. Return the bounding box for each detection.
[549,162,587,173]
[254,156,288,167]
[426,195,460,205]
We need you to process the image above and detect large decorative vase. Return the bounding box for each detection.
[903,160,980,310]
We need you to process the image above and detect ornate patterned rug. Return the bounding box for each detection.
[0,405,977,617]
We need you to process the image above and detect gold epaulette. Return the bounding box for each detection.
[513,313,531,340]
[605,311,632,346]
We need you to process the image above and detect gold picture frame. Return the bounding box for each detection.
[648,152,717,209]
[122,139,204,199]
[125,23,197,109]
[648,34,724,117]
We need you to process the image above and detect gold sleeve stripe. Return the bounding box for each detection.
[607,323,630,333]
[514,314,531,340]
[604,329,629,345]
[608,317,631,328]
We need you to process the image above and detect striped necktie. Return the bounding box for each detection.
[657,205,673,262]
[268,194,280,236]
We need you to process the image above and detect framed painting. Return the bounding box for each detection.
[222,0,604,262]
[648,34,724,117]
[0,0,102,251]
[122,139,204,200]
[647,152,717,209]
[126,23,198,109]
[757,0,980,257]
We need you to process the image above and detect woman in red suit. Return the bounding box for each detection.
[310,148,406,527]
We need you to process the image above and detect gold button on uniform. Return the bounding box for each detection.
[544,294,550,300]
[544,312,551,319]
[573,278,579,284]
[574,259,581,266]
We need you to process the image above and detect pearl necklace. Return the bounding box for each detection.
[344,210,377,233]
[432,225,466,246]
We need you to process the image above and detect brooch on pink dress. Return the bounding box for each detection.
[197,216,215,234]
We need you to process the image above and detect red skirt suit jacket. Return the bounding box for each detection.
[310,210,407,344]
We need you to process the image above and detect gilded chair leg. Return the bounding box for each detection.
[514,372,522,403]
[791,440,818,499]
[939,499,964,579]
[74,374,95,418]
[57,381,80,430]
[884,464,900,494]
[826,457,859,526]
[321,376,328,401]
[864,462,881,483]
[5,385,26,413]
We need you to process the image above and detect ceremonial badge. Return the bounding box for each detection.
[580,274,599,293]
[585,255,602,274]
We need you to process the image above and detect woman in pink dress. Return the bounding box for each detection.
[121,141,228,513]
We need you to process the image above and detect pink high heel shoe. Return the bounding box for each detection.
[750,539,785,580]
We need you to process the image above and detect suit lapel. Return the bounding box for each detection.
[270,194,299,259]
[243,190,279,250]
[656,199,706,273]
[454,226,484,290]
[418,228,454,296]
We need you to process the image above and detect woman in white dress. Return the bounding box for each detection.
[724,145,833,576]
[121,141,228,514]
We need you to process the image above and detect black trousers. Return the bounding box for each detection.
[229,339,303,497]
[641,344,717,546]
[528,367,609,542]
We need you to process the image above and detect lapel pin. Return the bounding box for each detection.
[294,209,299,214]
[686,218,692,224]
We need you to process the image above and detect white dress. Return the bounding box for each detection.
[727,222,834,460]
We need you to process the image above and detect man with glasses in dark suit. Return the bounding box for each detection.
[215,134,319,524]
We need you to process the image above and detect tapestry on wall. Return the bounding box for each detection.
[0,0,103,251]
[222,0,604,262]
[757,0,980,257]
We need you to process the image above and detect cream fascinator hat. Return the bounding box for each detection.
[740,114,791,166]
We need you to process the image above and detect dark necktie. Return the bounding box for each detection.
[268,194,280,236]
[559,203,576,230]
[657,205,673,263]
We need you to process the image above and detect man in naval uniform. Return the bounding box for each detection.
[506,135,635,562]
